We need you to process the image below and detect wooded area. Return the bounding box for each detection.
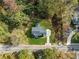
[0,0,78,59]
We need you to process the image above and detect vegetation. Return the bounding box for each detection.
[71,32,79,43]
[33,49,76,59]
[0,21,9,43]
[43,0,78,41]
[0,0,78,45]
[0,50,35,59]
[0,49,75,59]
[39,20,52,29]
[18,50,35,59]
[10,29,28,46]
[0,53,17,59]
[0,0,78,59]
[28,37,46,45]
[43,49,76,59]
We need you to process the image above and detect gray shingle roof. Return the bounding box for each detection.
[32,24,46,37]
[72,17,79,25]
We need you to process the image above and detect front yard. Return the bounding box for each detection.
[28,37,46,45]
[26,19,52,45]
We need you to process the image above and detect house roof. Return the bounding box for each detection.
[72,17,79,25]
[32,23,46,37]
[32,27,46,33]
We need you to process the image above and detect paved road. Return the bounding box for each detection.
[0,44,78,54]
[0,44,67,54]
[0,44,73,54]
[67,44,79,51]
[0,44,78,59]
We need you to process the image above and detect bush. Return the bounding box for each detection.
[18,50,35,59]
[0,21,9,43]
[71,33,79,43]
[10,29,28,46]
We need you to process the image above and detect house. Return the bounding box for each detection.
[72,17,79,25]
[73,6,79,25]
[71,6,79,31]
[72,16,79,32]
[32,24,46,38]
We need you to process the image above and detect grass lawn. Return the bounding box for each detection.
[71,33,79,43]
[27,19,52,45]
[39,20,52,29]
[28,37,46,45]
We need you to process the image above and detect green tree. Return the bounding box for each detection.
[11,11,30,26]
[43,0,78,41]
[0,13,20,31]
[44,49,58,59]
[71,32,79,43]
[10,29,28,46]
[0,8,30,31]
[18,50,35,59]
[0,21,9,43]
[0,53,17,59]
